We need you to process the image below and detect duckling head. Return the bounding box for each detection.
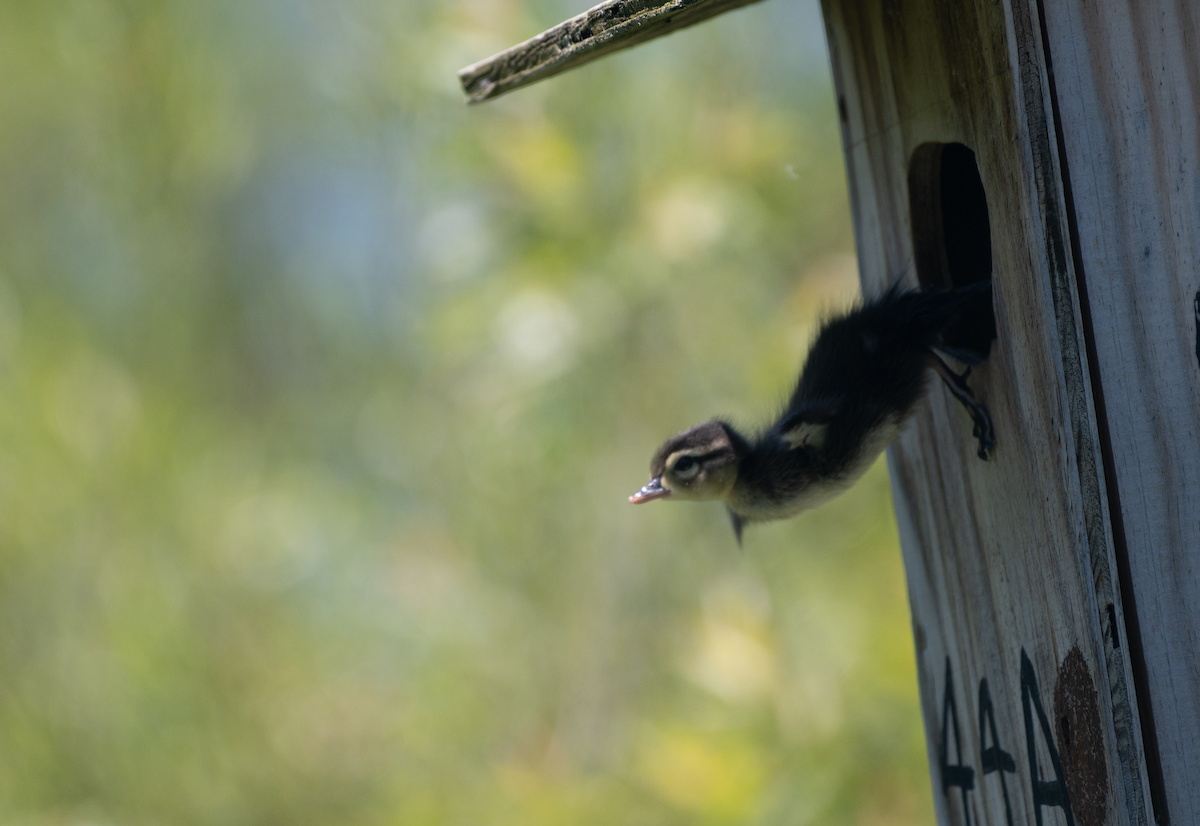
[629,420,741,505]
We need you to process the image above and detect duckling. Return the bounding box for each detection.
[629,282,996,542]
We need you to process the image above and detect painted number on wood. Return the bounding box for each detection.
[940,652,1076,825]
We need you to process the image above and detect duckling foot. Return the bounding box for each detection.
[930,353,997,460]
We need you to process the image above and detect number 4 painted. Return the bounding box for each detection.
[941,654,1076,826]
[1021,649,1075,826]
[978,676,1016,826]
[941,657,975,825]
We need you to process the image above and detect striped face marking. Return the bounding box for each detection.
[637,420,739,504]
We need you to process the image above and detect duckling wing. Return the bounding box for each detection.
[778,401,840,450]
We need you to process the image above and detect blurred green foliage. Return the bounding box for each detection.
[0,0,933,823]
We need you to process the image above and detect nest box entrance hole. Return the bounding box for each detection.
[909,142,997,357]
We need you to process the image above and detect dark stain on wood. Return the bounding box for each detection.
[1055,646,1108,826]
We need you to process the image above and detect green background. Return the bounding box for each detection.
[0,0,934,822]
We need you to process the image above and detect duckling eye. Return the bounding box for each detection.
[673,456,699,478]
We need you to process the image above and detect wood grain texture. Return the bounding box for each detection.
[1039,1,1200,821]
[820,0,1156,823]
[457,0,764,103]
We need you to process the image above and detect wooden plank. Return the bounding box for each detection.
[1038,1,1200,821]
[820,0,1156,823]
[457,0,765,103]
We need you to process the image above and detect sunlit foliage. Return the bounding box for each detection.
[0,0,932,823]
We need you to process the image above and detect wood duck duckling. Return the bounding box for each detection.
[629,282,996,543]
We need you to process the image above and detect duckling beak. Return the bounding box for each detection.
[629,476,671,504]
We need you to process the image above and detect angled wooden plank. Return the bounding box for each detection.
[457,0,765,104]
[1039,1,1200,821]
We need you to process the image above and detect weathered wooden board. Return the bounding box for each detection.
[458,0,765,103]
[820,0,1156,823]
[1038,2,1200,822]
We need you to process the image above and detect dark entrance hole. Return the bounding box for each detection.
[909,142,997,358]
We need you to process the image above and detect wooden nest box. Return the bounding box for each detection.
[460,2,1200,824]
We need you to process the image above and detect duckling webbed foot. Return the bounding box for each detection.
[930,353,996,460]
